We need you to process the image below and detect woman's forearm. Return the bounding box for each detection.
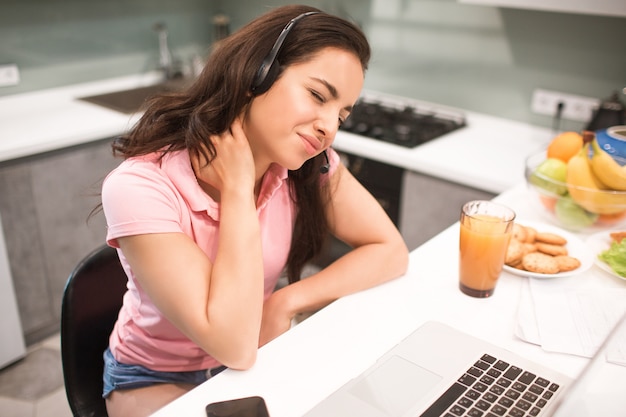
[207,187,265,368]
[277,237,408,319]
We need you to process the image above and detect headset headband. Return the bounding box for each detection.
[250,11,320,95]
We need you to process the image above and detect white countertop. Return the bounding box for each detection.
[0,74,554,194]
[0,73,158,162]
[149,183,626,417]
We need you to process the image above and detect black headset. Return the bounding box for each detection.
[250,11,329,174]
[250,11,319,95]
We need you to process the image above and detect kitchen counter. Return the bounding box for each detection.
[0,74,554,193]
[0,73,158,162]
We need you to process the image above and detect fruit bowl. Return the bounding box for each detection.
[525,151,626,232]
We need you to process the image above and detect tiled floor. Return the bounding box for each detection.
[0,332,72,417]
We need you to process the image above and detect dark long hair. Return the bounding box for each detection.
[111,4,371,282]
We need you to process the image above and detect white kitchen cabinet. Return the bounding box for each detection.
[0,212,26,369]
[458,0,626,18]
[0,139,118,345]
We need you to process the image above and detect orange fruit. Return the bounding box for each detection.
[596,210,626,226]
[546,131,583,162]
[539,194,558,213]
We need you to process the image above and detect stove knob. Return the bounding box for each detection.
[394,124,411,142]
[354,122,369,135]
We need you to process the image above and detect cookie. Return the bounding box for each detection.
[535,242,568,257]
[521,252,560,274]
[554,255,581,272]
[509,224,580,274]
[505,238,525,265]
[522,242,537,255]
[535,232,567,246]
[524,227,537,243]
[512,224,527,242]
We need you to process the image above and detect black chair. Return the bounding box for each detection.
[61,244,127,417]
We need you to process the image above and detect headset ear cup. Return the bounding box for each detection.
[252,60,280,96]
[251,12,318,95]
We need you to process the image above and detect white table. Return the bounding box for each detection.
[151,183,626,417]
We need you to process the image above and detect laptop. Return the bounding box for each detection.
[303,313,626,417]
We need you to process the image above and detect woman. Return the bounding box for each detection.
[101,4,408,416]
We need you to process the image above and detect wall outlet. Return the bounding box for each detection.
[0,64,20,87]
[531,88,599,122]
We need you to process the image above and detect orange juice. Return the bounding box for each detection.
[459,212,514,298]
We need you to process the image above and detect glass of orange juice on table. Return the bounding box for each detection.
[459,200,516,298]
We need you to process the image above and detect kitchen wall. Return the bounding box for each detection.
[1,0,624,130]
[219,0,626,131]
[0,0,216,95]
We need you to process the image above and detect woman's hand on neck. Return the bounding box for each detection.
[191,118,259,203]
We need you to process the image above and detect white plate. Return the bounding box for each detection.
[586,231,626,281]
[502,220,593,278]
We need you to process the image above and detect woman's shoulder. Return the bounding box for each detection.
[103,150,191,193]
[109,150,188,177]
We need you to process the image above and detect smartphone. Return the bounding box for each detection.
[205,396,270,417]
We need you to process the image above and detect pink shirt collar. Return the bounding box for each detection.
[159,150,289,219]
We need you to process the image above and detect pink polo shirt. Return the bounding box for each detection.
[101,148,338,372]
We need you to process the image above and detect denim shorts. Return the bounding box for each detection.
[102,347,226,398]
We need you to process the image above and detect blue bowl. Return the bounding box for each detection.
[596,126,626,166]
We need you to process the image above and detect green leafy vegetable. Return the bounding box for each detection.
[598,239,626,277]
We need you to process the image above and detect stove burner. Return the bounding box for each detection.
[340,98,466,148]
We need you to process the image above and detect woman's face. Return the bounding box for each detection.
[244,47,364,172]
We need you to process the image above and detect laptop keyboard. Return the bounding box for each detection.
[420,353,561,417]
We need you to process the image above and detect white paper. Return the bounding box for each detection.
[606,317,626,366]
[528,277,626,358]
[607,340,626,366]
[514,280,542,345]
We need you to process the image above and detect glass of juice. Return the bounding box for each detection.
[459,200,516,298]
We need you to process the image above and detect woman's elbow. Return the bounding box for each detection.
[198,322,260,370]
[389,235,409,277]
[215,343,258,370]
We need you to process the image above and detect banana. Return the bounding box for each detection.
[589,139,626,191]
[566,144,626,214]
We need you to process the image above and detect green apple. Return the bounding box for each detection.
[530,158,568,195]
[555,196,598,230]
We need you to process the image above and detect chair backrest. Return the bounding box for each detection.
[61,244,127,417]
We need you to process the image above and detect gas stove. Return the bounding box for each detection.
[340,92,466,147]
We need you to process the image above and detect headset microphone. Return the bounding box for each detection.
[320,150,330,174]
